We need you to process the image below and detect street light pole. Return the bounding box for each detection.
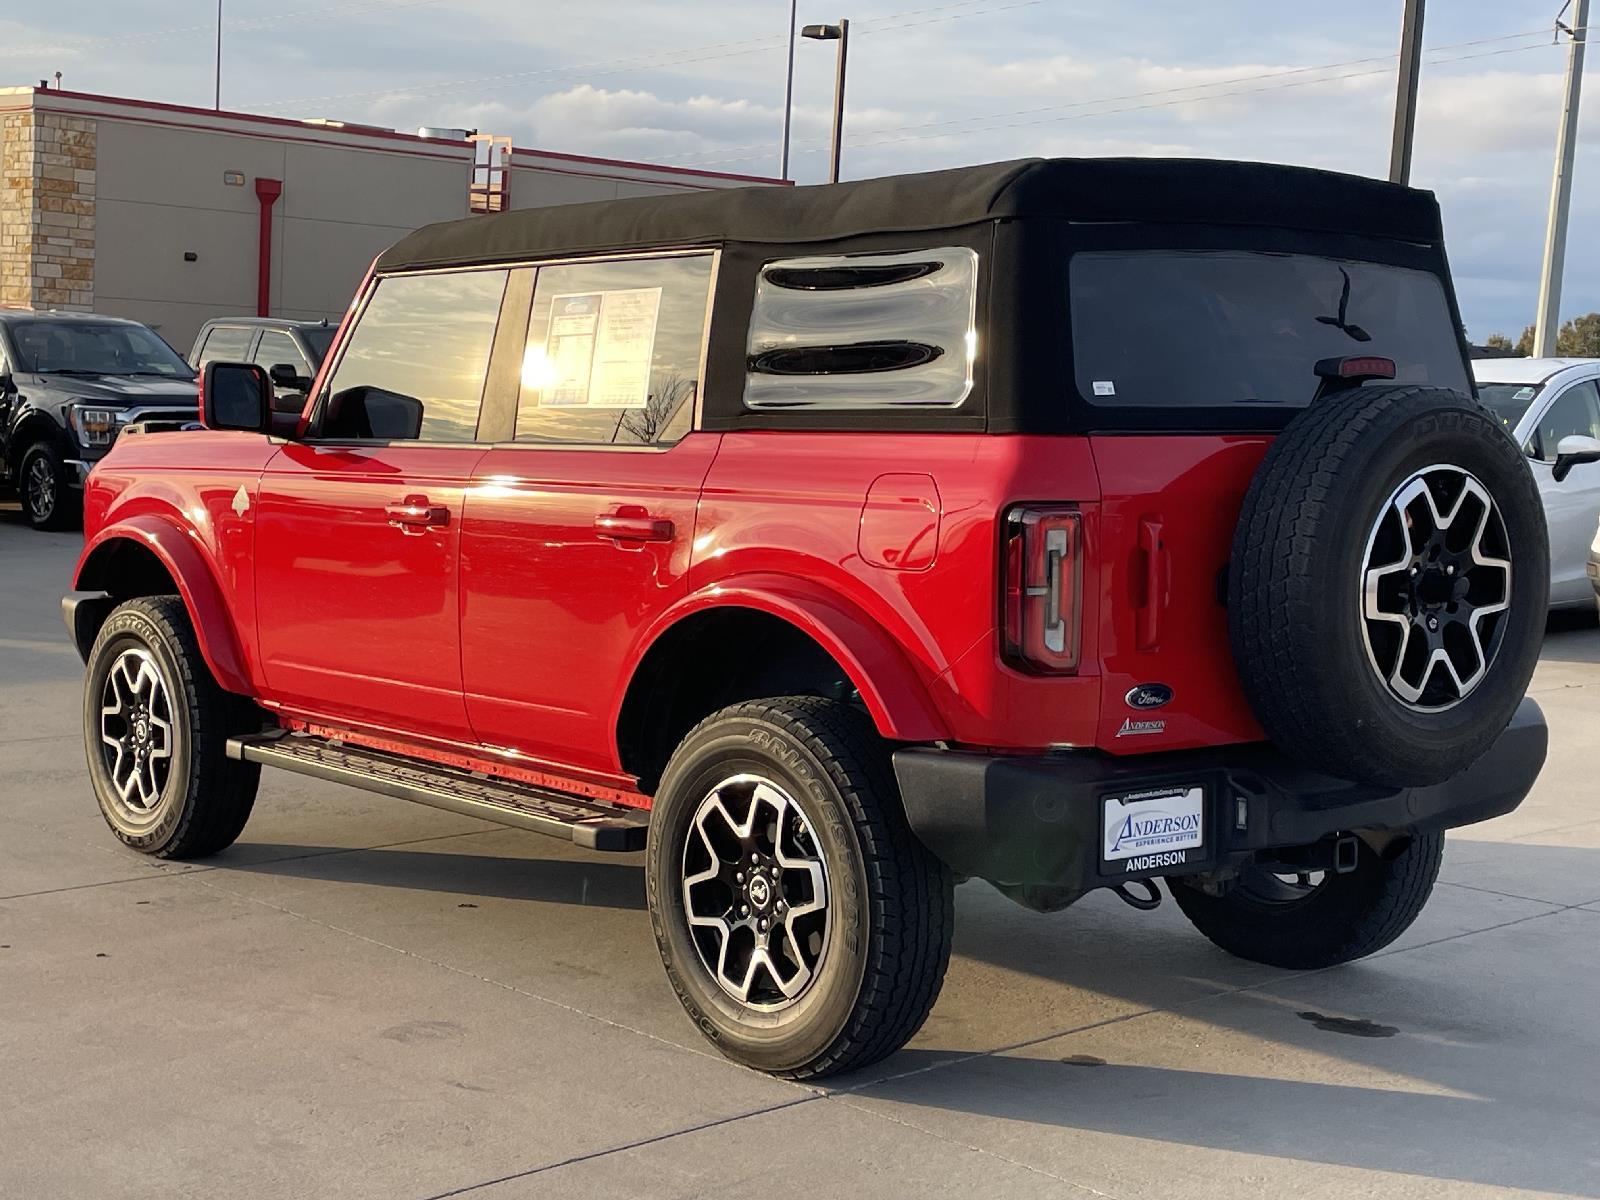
[803,19,850,183]
[1388,0,1425,184]
[1535,0,1589,358]
[214,0,223,109]
[780,0,797,179]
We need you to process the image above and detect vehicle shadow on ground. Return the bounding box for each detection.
[857,1047,1598,1196]
[207,835,1598,1193]
[217,842,647,910]
[1542,607,1600,663]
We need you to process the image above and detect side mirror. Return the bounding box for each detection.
[0,370,14,395]
[1553,434,1600,482]
[268,362,312,391]
[200,361,272,433]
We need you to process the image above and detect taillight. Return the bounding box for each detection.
[1002,506,1082,673]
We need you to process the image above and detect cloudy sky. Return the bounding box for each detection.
[2,0,1595,340]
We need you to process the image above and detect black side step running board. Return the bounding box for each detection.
[226,732,649,852]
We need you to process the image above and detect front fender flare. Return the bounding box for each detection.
[621,574,948,743]
[73,515,253,696]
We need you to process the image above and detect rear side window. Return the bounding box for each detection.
[514,253,714,446]
[194,324,252,368]
[744,247,978,410]
[322,269,508,442]
[252,329,309,375]
[1070,251,1469,411]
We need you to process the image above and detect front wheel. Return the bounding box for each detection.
[83,596,261,858]
[20,442,80,531]
[1168,832,1444,969]
[646,697,953,1079]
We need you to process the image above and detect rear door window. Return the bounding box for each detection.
[252,329,310,376]
[321,269,508,442]
[1069,250,1469,412]
[194,324,253,368]
[514,253,714,446]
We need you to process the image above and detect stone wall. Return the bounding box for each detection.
[0,110,95,310]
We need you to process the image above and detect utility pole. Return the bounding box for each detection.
[1388,0,1425,184]
[214,0,223,109]
[780,0,797,179]
[1535,0,1589,357]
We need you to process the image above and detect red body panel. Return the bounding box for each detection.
[459,435,721,777]
[75,431,280,694]
[693,432,1105,751]
[78,418,1275,798]
[1088,435,1269,753]
[254,442,487,741]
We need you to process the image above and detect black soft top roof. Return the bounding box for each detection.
[377,157,1444,274]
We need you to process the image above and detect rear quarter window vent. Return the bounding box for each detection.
[744,246,978,411]
[762,261,942,291]
[749,340,944,376]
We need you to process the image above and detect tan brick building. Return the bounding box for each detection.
[0,86,776,347]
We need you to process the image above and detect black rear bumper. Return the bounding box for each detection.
[893,697,1547,891]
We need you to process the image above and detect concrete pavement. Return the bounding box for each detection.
[1,505,1596,1199]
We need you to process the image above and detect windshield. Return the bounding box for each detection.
[301,325,336,364]
[1476,381,1541,431]
[11,320,195,378]
[1070,250,1469,410]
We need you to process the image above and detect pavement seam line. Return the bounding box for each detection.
[413,1096,823,1199]
[1435,879,1573,906]
[827,1093,1128,1199]
[186,870,825,1091]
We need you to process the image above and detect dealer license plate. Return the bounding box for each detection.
[1102,785,1205,872]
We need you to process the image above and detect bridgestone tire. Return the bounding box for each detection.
[646,697,954,1079]
[1230,386,1547,787]
[83,596,261,858]
[1169,832,1444,969]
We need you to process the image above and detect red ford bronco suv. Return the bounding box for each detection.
[65,158,1550,1079]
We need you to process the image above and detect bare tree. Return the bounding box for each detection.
[618,373,696,444]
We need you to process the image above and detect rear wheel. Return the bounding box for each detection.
[83,596,260,858]
[646,697,953,1079]
[20,442,79,531]
[1168,832,1444,969]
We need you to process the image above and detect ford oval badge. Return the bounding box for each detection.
[1125,683,1174,710]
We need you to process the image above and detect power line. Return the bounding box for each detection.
[0,0,442,57]
[668,32,1570,167]
[851,41,1563,154]
[251,0,1041,111]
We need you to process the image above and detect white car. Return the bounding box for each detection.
[1474,357,1600,609]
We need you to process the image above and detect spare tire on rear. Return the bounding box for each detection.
[1229,384,1547,788]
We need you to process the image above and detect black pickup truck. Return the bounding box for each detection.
[0,311,197,530]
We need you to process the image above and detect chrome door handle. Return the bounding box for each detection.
[386,495,449,532]
[594,512,674,543]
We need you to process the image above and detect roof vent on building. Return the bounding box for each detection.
[418,126,474,141]
[301,117,394,133]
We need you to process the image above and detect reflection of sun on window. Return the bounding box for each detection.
[521,343,554,394]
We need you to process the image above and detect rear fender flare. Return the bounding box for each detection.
[73,516,253,695]
[619,575,947,743]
